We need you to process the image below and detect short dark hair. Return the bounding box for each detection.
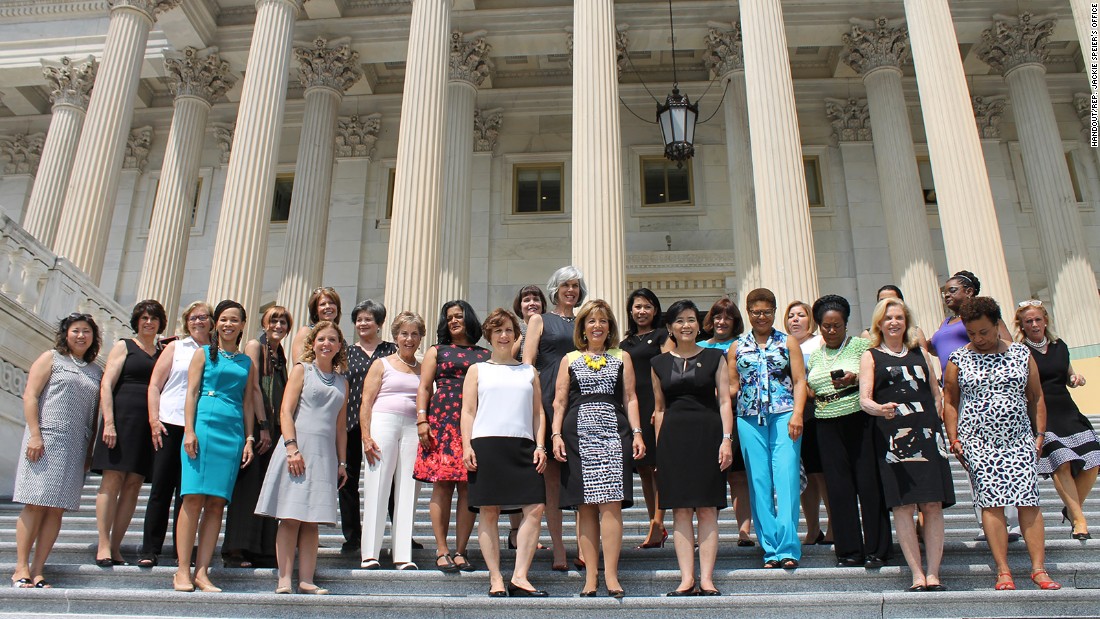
[746,288,777,309]
[703,297,745,337]
[130,299,167,334]
[351,299,386,325]
[812,294,851,325]
[663,299,699,328]
[307,287,342,325]
[55,312,101,363]
[876,284,904,301]
[436,300,483,345]
[959,296,1001,325]
[625,288,663,337]
[482,308,521,343]
[948,270,981,295]
[511,285,547,317]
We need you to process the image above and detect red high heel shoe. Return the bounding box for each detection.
[637,527,668,549]
[994,572,1015,591]
[1030,569,1061,590]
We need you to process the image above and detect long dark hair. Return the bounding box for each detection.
[436,300,483,345]
[624,288,663,337]
[55,312,101,363]
[209,300,247,362]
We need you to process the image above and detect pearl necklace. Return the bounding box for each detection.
[877,343,908,358]
[69,353,88,367]
[396,355,419,369]
[822,337,850,363]
[1024,337,1049,351]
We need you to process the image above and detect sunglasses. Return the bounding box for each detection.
[67,312,93,321]
[1017,299,1042,308]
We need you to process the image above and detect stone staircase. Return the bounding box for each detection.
[2,419,1099,618]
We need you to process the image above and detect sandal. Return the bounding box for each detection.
[452,552,476,572]
[763,559,781,569]
[395,562,418,570]
[994,572,1016,591]
[33,579,51,589]
[780,558,799,569]
[1030,569,1061,590]
[435,554,460,573]
[137,554,158,568]
[12,578,33,589]
[360,558,381,570]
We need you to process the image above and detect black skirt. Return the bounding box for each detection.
[467,437,545,513]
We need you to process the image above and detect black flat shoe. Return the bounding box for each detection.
[925,583,948,592]
[608,589,625,599]
[452,552,476,572]
[737,538,756,547]
[667,582,696,596]
[1073,531,1092,540]
[95,558,113,568]
[579,589,597,597]
[698,588,721,596]
[508,583,548,597]
[488,589,508,597]
[836,557,862,568]
[803,531,825,545]
[864,556,885,569]
[907,584,926,592]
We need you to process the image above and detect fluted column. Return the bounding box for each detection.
[704,22,760,305]
[977,13,1100,346]
[1069,0,1098,97]
[137,47,234,316]
[52,0,180,281]
[277,37,363,331]
[740,0,818,310]
[439,31,492,304]
[384,0,451,326]
[206,0,302,315]
[902,0,1013,308]
[22,56,97,245]
[1073,93,1100,172]
[841,17,941,332]
[571,0,626,311]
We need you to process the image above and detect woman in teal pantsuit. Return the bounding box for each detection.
[174,300,257,593]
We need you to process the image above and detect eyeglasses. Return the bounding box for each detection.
[1017,299,1042,308]
[312,287,336,295]
[748,309,775,318]
[187,314,210,323]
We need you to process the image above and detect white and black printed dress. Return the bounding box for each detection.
[559,349,633,509]
[951,343,1039,508]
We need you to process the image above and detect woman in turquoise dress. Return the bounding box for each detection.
[173,300,257,593]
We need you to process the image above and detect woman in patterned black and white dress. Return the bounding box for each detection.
[551,300,645,598]
[943,297,1059,591]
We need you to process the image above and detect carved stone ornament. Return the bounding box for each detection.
[107,0,182,20]
[295,37,364,93]
[0,357,29,399]
[976,12,1056,75]
[450,30,494,87]
[824,98,872,144]
[1074,93,1091,126]
[0,133,46,175]
[334,113,382,159]
[41,55,98,110]
[840,16,909,75]
[164,46,236,103]
[702,21,744,79]
[124,126,154,171]
[565,25,630,79]
[971,95,1007,139]
[474,108,503,153]
[211,122,234,164]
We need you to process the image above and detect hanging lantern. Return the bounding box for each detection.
[657,87,698,167]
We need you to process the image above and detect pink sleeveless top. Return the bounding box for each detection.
[372,358,419,417]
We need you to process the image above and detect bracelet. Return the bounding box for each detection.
[722,433,735,442]
[288,450,301,457]
[416,420,430,426]
[284,438,298,447]
[631,427,643,435]
[245,436,255,443]
[551,432,562,439]
[950,439,961,448]
[257,419,268,430]
[536,445,547,453]
[417,409,427,415]
[338,461,347,467]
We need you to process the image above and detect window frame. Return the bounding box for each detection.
[511,162,566,215]
[638,155,695,208]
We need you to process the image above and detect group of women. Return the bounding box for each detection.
[9,265,1097,597]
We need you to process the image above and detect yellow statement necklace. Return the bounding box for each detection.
[583,352,607,371]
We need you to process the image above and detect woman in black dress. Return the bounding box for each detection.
[620,288,671,548]
[859,298,955,591]
[652,299,734,596]
[1015,300,1097,540]
[92,299,165,566]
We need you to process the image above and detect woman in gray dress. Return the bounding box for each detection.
[12,313,103,588]
[255,321,349,595]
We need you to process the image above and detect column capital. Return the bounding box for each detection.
[841,16,909,75]
[164,47,236,104]
[976,12,1057,75]
[211,122,234,164]
[1073,92,1094,131]
[474,107,503,152]
[0,133,46,175]
[702,21,744,79]
[123,126,154,172]
[972,95,1007,139]
[107,0,181,20]
[825,97,872,144]
[294,36,363,94]
[41,56,98,110]
[450,30,494,87]
[566,24,630,79]
[335,113,381,159]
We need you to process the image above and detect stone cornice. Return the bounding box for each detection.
[824,97,872,144]
[972,95,1007,139]
[123,125,153,171]
[108,0,181,20]
[450,30,493,87]
[840,16,909,75]
[0,132,46,175]
[42,55,98,111]
[334,113,381,159]
[163,46,235,104]
[0,1,108,20]
[976,12,1057,75]
[702,21,743,78]
[473,107,503,153]
[294,37,364,94]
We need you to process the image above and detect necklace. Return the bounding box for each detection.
[822,337,850,363]
[396,354,419,368]
[555,312,575,322]
[1024,337,1048,351]
[583,352,607,371]
[69,353,88,367]
[877,343,908,358]
[317,366,336,386]
[219,349,241,360]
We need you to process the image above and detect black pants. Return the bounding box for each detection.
[141,423,185,556]
[816,412,892,562]
[340,424,364,544]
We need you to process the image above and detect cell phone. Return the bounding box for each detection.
[830,369,845,380]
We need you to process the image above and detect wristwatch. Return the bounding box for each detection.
[631,427,643,435]
[722,433,735,442]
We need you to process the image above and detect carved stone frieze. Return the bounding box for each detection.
[107,0,182,19]
[294,37,364,93]
[0,358,28,399]
[971,95,1008,139]
[824,98,872,144]
[0,133,46,175]
[123,126,154,171]
[474,108,503,153]
[702,21,744,78]
[841,17,909,75]
[164,46,236,103]
[211,122,234,164]
[41,55,98,110]
[976,12,1056,75]
[334,113,382,159]
[450,30,493,87]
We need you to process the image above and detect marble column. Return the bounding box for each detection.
[137,47,234,316]
[902,0,1013,308]
[52,0,180,282]
[384,0,451,326]
[739,0,818,309]
[206,0,302,316]
[841,17,942,332]
[438,31,492,304]
[978,13,1100,346]
[1069,0,1098,97]
[22,56,97,246]
[277,37,363,331]
[704,22,760,305]
[571,0,626,311]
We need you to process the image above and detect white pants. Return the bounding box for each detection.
[361,412,419,564]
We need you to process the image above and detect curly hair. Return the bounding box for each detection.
[573,299,620,350]
[130,299,167,334]
[482,308,521,344]
[55,312,101,363]
[959,296,1001,326]
[299,321,347,372]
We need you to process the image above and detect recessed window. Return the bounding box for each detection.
[804,157,823,207]
[385,168,397,219]
[640,156,693,207]
[1066,152,1084,202]
[148,178,202,227]
[513,164,564,214]
[271,174,293,222]
[916,157,937,206]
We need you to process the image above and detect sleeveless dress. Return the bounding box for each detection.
[559,350,633,509]
[1028,339,1100,476]
[256,363,348,524]
[868,348,955,508]
[651,347,727,509]
[930,317,969,378]
[535,313,576,428]
[413,343,489,483]
[621,328,668,468]
[951,343,1038,508]
[14,352,102,511]
[180,347,251,501]
[92,339,159,478]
